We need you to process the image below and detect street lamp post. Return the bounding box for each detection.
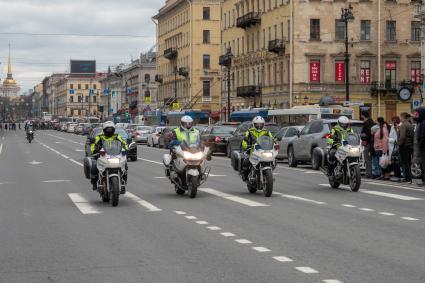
[340,5,354,103]
[220,47,233,122]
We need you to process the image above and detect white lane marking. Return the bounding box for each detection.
[185,215,197,220]
[273,256,293,262]
[323,280,344,283]
[69,159,84,167]
[274,192,326,205]
[319,183,351,189]
[174,210,186,215]
[295,266,319,274]
[366,181,425,192]
[379,212,396,216]
[138,158,162,165]
[359,208,375,212]
[124,192,162,212]
[200,188,269,207]
[196,221,209,225]
[303,171,321,174]
[154,177,167,179]
[68,193,101,214]
[43,180,71,183]
[235,239,252,244]
[401,217,420,221]
[0,143,3,155]
[207,226,221,230]
[75,149,84,152]
[361,190,423,201]
[55,141,62,144]
[252,246,271,252]
[209,174,227,177]
[46,133,84,145]
[220,232,236,237]
[60,154,70,159]
[28,160,43,165]
[342,204,356,208]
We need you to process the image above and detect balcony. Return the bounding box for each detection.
[237,85,262,98]
[370,81,398,95]
[236,12,261,29]
[164,48,178,60]
[268,39,285,54]
[155,75,163,83]
[219,55,232,67]
[414,3,425,19]
[178,67,189,77]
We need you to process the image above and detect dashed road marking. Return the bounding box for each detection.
[295,266,319,274]
[274,192,326,205]
[207,226,221,231]
[323,280,344,283]
[273,256,293,262]
[379,212,396,216]
[359,208,375,212]
[220,232,236,237]
[174,211,186,215]
[68,193,101,214]
[69,158,83,167]
[252,246,271,253]
[342,204,356,208]
[401,217,419,221]
[200,188,269,207]
[196,220,208,225]
[366,181,425,192]
[0,143,3,155]
[235,239,252,244]
[43,180,71,183]
[185,215,197,220]
[124,192,162,212]
[361,190,423,201]
[138,158,162,165]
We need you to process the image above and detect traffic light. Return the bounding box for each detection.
[125,111,129,118]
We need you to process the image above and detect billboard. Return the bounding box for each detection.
[70,60,96,74]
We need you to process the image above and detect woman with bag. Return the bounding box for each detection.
[373,117,390,180]
[389,117,402,181]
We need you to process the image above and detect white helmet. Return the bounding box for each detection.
[103,121,115,137]
[338,116,350,130]
[252,116,265,130]
[181,115,194,130]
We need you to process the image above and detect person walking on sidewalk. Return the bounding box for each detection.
[414,107,425,186]
[361,111,375,178]
[389,116,402,181]
[373,117,389,180]
[398,113,414,183]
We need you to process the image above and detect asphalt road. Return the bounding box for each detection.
[1,129,425,283]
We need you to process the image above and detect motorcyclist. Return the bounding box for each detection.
[170,116,200,147]
[25,122,34,138]
[327,116,354,175]
[90,121,129,192]
[240,116,274,180]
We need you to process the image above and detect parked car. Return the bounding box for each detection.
[67,123,78,133]
[84,127,137,161]
[275,126,304,161]
[201,125,237,155]
[158,127,175,149]
[147,126,166,147]
[75,123,87,135]
[126,124,139,137]
[82,123,92,135]
[133,126,153,144]
[195,124,209,134]
[226,121,280,157]
[287,119,363,170]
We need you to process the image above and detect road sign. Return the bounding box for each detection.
[172,103,180,110]
[412,99,421,110]
[343,101,364,107]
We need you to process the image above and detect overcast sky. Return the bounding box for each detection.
[0,0,161,94]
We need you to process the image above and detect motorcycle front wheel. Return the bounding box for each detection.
[247,183,257,194]
[188,175,198,198]
[175,185,185,195]
[329,175,340,189]
[110,176,120,206]
[263,169,274,197]
[349,165,361,192]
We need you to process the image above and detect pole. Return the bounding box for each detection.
[227,66,231,122]
[378,0,381,117]
[345,18,350,102]
[174,64,178,103]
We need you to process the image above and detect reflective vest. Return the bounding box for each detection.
[241,128,274,151]
[327,125,353,148]
[174,127,200,144]
[90,133,128,154]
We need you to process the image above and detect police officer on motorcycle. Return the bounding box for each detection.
[327,116,354,175]
[170,116,200,147]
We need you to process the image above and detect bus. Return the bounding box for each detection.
[167,110,210,126]
[268,105,354,127]
[42,112,52,122]
[230,108,269,123]
[143,111,167,126]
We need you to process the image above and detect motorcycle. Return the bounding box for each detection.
[231,136,279,197]
[95,140,127,206]
[27,131,34,143]
[314,132,362,192]
[163,134,210,198]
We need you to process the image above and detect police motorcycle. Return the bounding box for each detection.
[314,132,362,192]
[26,130,34,143]
[231,136,279,197]
[85,140,128,206]
[163,132,211,198]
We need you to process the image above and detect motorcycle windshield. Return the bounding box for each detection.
[344,133,360,146]
[255,136,274,150]
[180,132,202,151]
[102,140,122,155]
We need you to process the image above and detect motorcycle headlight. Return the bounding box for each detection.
[29,131,33,134]
[183,151,203,161]
[108,158,120,164]
[261,152,273,158]
[349,148,360,154]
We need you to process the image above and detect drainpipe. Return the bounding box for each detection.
[186,0,193,106]
[289,0,294,108]
[377,0,381,117]
[151,18,158,109]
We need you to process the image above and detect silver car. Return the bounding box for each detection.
[133,126,153,143]
[147,126,166,147]
[275,126,304,161]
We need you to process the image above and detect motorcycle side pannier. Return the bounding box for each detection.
[83,157,91,179]
[231,151,242,172]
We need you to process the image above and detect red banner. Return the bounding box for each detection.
[360,68,371,84]
[411,69,421,83]
[335,61,345,83]
[385,61,396,70]
[310,61,320,82]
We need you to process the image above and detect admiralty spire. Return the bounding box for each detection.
[0,44,20,97]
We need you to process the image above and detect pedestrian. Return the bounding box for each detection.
[373,117,389,180]
[398,112,414,183]
[389,116,402,181]
[414,107,425,186]
[360,111,375,178]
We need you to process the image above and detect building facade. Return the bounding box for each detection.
[221,0,421,120]
[154,0,221,117]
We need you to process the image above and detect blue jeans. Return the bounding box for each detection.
[372,151,383,177]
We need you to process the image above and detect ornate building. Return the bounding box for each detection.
[0,45,20,97]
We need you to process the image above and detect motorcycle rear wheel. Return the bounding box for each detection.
[188,175,198,198]
[110,176,120,207]
[247,183,257,194]
[349,165,361,192]
[263,169,274,197]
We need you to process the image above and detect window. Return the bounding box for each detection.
[386,21,396,41]
[70,84,74,89]
[203,30,210,43]
[257,31,260,50]
[385,61,397,88]
[70,96,74,103]
[411,21,421,42]
[360,60,371,84]
[361,20,371,41]
[93,84,96,90]
[411,61,421,83]
[309,60,320,82]
[85,84,89,90]
[309,121,323,134]
[203,7,210,20]
[85,96,89,103]
[335,20,345,40]
[310,19,320,40]
[78,84,81,90]
[203,54,210,69]
[285,128,298,137]
[93,96,97,103]
[202,81,211,97]
[247,34,250,52]
[78,96,82,103]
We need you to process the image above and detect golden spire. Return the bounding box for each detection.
[3,44,17,86]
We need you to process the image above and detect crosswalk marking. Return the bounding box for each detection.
[68,193,101,214]
[199,188,269,207]
[124,192,162,212]
[235,239,252,244]
[252,246,271,252]
[273,256,293,262]
[295,266,319,274]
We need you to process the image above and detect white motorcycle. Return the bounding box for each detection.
[315,133,362,192]
[231,136,279,197]
[96,140,127,206]
[163,134,210,198]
